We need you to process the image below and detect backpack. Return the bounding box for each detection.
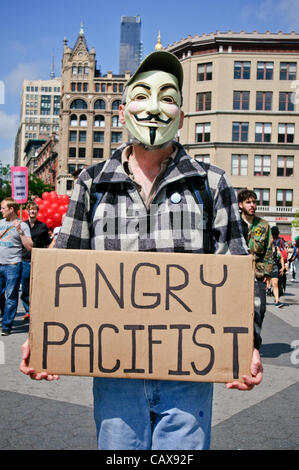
[273,237,288,263]
[89,162,214,253]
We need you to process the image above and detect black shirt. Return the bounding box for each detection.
[22,219,51,261]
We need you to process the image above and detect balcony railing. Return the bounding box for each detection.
[257,206,299,214]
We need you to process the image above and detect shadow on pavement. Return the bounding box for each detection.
[260,342,293,358]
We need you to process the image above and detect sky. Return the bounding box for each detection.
[1,0,299,166]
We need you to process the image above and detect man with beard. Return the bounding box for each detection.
[20,51,263,450]
[238,189,273,334]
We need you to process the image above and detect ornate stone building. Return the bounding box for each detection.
[57,26,130,194]
[166,31,299,239]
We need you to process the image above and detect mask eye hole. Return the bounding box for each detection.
[133,94,147,101]
[161,96,175,104]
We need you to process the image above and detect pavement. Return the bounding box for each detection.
[0,264,298,451]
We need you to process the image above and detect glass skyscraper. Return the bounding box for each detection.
[119,15,142,75]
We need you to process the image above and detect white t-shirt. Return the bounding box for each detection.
[0,219,31,264]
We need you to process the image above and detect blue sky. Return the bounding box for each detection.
[1,0,299,166]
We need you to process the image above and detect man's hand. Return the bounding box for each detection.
[20,338,59,381]
[225,348,263,391]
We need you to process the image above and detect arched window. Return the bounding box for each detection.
[78,63,83,75]
[112,100,121,110]
[70,114,78,126]
[80,114,87,127]
[94,115,105,127]
[94,99,106,110]
[112,115,121,127]
[70,99,88,109]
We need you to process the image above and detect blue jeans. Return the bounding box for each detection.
[0,262,22,332]
[93,378,213,450]
[20,261,31,313]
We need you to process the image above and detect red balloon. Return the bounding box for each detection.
[53,212,62,224]
[61,195,69,204]
[51,203,59,212]
[37,212,45,222]
[34,197,43,205]
[45,218,54,228]
[42,192,51,201]
[58,205,66,214]
[46,207,54,216]
[22,210,28,221]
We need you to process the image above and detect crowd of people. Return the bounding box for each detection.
[0,197,60,335]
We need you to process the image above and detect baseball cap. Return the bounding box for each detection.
[125,50,184,92]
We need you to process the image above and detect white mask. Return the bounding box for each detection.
[124,70,182,147]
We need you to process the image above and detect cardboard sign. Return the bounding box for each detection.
[29,249,255,383]
[11,166,28,204]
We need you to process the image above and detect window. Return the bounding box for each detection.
[72,65,77,75]
[40,95,51,115]
[256,92,272,111]
[68,164,76,174]
[196,92,211,111]
[93,148,104,159]
[278,123,294,143]
[279,92,295,111]
[70,114,78,126]
[195,154,210,163]
[93,131,104,143]
[234,61,250,79]
[83,83,88,92]
[80,115,87,127]
[255,123,271,143]
[257,62,273,80]
[79,131,86,142]
[197,62,212,81]
[77,83,82,92]
[231,154,248,176]
[119,84,124,93]
[254,188,270,206]
[233,91,249,110]
[111,132,122,143]
[280,62,296,80]
[112,115,121,127]
[69,148,76,158]
[84,66,89,75]
[112,100,121,110]
[69,131,77,142]
[78,148,86,158]
[277,156,294,176]
[78,65,83,75]
[71,83,76,92]
[113,84,117,93]
[66,180,73,191]
[196,123,211,142]
[232,122,249,142]
[94,99,106,110]
[276,189,293,206]
[94,115,105,127]
[254,155,271,176]
[70,99,88,109]
[101,83,106,92]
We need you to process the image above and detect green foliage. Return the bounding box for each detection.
[292,211,299,228]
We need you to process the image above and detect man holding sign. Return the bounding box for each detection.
[0,198,32,335]
[20,51,262,449]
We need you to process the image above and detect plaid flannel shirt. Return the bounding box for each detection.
[56,142,260,348]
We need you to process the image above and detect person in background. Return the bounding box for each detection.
[0,198,32,335]
[288,242,297,282]
[21,201,51,322]
[271,243,285,307]
[238,189,273,337]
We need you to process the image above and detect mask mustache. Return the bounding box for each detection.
[134,113,172,124]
